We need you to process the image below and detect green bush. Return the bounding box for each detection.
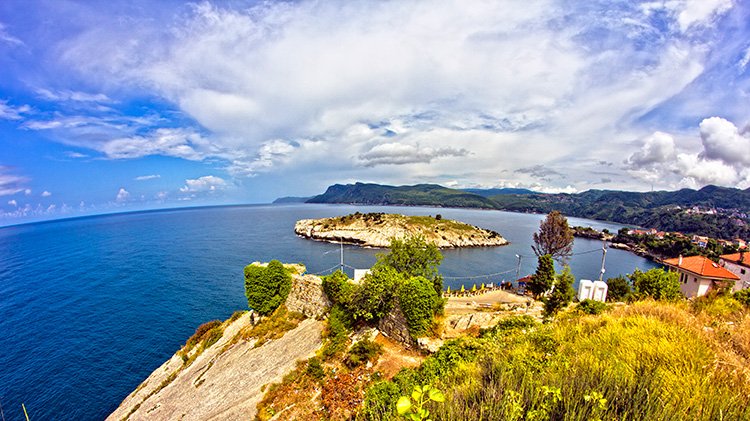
[398,276,439,337]
[306,357,325,381]
[606,275,631,302]
[244,260,292,315]
[481,315,538,339]
[345,334,383,368]
[322,270,353,306]
[629,268,681,301]
[733,289,750,307]
[321,305,352,360]
[576,299,609,315]
[350,266,402,322]
[528,255,555,298]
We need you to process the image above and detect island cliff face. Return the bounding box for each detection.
[294,213,508,248]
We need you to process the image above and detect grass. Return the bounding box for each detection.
[360,300,750,421]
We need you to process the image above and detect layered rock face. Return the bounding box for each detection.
[295,213,508,248]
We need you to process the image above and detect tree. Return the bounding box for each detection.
[244,260,292,315]
[629,268,681,301]
[350,266,403,322]
[543,266,576,316]
[376,234,443,292]
[605,275,631,302]
[532,211,575,264]
[528,254,556,298]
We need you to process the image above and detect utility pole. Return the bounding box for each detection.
[598,245,608,282]
[340,234,344,273]
[515,254,522,281]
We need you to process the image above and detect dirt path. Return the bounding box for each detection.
[445,289,530,314]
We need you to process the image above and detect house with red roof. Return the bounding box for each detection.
[719,252,750,292]
[662,255,740,298]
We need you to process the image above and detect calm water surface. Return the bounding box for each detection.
[0,204,660,420]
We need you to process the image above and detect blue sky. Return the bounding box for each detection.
[1,0,749,226]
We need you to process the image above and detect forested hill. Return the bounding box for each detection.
[303,183,750,240]
[307,182,500,209]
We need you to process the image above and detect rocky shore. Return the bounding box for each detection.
[294,212,508,248]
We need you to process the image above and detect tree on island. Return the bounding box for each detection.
[532,211,574,264]
[528,254,556,298]
[244,260,292,315]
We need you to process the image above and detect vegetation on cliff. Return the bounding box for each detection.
[244,260,294,315]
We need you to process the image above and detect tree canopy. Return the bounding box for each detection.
[375,234,444,296]
[532,211,574,264]
[528,254,556,298]
[629,268,681,301]
[543,266,576,317]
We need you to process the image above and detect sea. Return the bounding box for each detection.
[0,204,661,420]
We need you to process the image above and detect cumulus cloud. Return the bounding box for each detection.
[135,174,161,181]
[8,199,17,207]
[699,117,750,165]
[116,188,130,202]
[179,175,228,193]
[627,132,676,168]
[358,142,468,167]
[41,191,52,197]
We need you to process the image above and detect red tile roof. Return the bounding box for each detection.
[720,252,750,266]
[663,255,740,280]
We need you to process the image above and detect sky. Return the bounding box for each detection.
[1,0,750,226]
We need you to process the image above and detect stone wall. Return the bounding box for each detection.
[285,274,332,318]
[377,297,415,348]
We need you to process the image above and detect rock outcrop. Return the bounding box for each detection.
[286,273,331,318]
[295,213,508,248]
[106,317,324,421]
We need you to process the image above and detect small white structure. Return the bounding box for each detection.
[591,280,608,302]
[578,279,594,301]
[353,269,371,283]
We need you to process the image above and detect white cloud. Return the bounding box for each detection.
[0,167,29,196]
[358,142,468,167]
[699,117,750,165]
[35,88,111,103]
[180,175,228,193]
[0,22,23,46]
[627,132,676,168]
[8,199,17,207]
[116,188,130,202]
[0,99,30,120]
[135,174,161,181]
[673,153,738,187]
[41,191,52,197]
[24,189,31,196]
[100,128,211,160]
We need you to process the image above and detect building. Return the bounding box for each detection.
[719,252,750,292]
[663,255,740,298]
[733,239,747,249]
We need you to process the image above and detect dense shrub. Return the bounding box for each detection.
[186,320,222,348]
[344,334,383,368]
[629,268,681,301]
[377,234,444,298]
[480,315,538,339]
[321,305,352,360]
[576,299,609,315]
[398,276,439,337]
[350,266,402,322]
[322,270,353,306]
[306,357,325,381]
[733,289,750,307]
[606,275,632,302]
[244,260,292,315]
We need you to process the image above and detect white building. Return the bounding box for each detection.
[663,255,740,298]
[719,252,750,292]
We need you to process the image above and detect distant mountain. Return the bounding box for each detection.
[273,196,312,204]
[461,188,535,197]
[300,182,750,241]
[306,182,499,209]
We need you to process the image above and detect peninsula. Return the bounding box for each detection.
[294,212,508,248]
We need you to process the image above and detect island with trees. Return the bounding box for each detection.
[294,212,508,248]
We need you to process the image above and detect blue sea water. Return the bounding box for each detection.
[0,204,660,420]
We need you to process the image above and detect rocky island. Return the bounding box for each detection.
[294,212,508,248]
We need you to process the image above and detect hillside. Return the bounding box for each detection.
[294,212,508,248]
[300,183,750,240]
[307,182,499,209]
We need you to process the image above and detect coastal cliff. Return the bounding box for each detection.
[294,212,508,248]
